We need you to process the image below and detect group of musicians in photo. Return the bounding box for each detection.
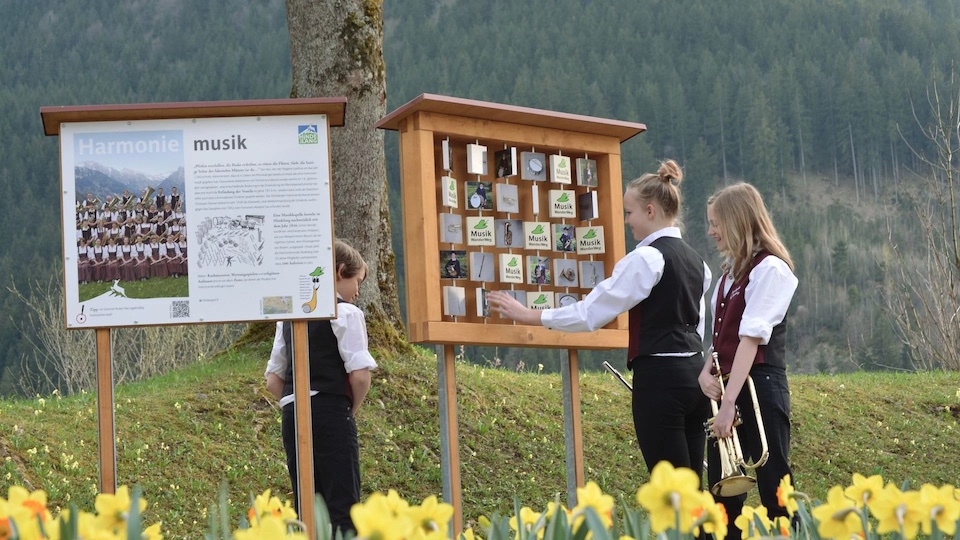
[75,186,188,284]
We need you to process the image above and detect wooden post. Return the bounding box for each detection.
[561,349,585,505]
[437,345,463,533]
[291,320,317,535]
[95,328,116,494]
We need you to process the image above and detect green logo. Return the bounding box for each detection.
[557,192,570,202]
[449,180,455,190]
[309,266,325,276]
[474,219,489,230]
[558,158,568,169]
[531,225,544,235]
[583,229,597,239]
[508,257,518,267]
[533,294,548,304]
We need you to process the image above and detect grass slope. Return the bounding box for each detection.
[0,343,958,539]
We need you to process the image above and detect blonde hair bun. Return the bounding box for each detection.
[658,159,683,185]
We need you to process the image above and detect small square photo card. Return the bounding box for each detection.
[442,286,466,317]
[495,183,520,213]
[576,158,598,187]
[553,224,576,253]
[528,256,552,285]
[465,216,496,246]
[439,213,463,244]
[499,253,524,283]
[440,249,468,280]
[526,291,555,310]
[470,252,495,282]
[495,218,522,248]
[494,147,517,179]
[523,221,551,250]
[441,139,454,172]
[520,151,547,181]
[466,143,488,176]
[579,260,606,288]
[550,154,572,184]
[554,258,579,287]
[556,292,579,308]
[578,191,598,221]
[441,176,458,208]
[465,180,493,210]
[476,288,491,317]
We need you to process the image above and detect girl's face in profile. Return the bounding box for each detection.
[706,204,727,253]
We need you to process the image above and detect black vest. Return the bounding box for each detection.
[281,301,349,399]
[627,236,704,364]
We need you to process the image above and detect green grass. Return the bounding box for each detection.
[1,342,958,539]
[79,275,189,302]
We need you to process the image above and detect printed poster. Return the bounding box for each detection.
[61,115,336,327]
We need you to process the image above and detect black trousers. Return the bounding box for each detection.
[707,364,794,539]
[281,394,359,535]
[631,354,711,483]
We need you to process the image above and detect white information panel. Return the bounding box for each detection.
[60,114,336,328]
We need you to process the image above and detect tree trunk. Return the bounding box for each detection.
[285,0,407,353]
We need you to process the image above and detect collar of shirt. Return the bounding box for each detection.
[636,226,682,248]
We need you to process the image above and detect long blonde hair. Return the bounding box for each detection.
[707,182,793,280]
[626,159,684,222]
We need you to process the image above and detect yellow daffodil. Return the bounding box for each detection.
[459,527,481,540]
[95,485,147,533]
[811,486,862,540]
[636,461,702,534]
[868,483,924,538]
[844,473,884,508]
[776,475,799,516]
[142,521,164,540]
[234,515,306,540]
[4,486,50,540]
[691,492,727,540]
[919,484,960,535]
[383,489,411,516]
[544,501,571,522]
[248,490,297,524]
[351,493,413,540]
[733,505,772,540]
[573,481,614,527]
[508,506,541,538]
[407,495,455,540]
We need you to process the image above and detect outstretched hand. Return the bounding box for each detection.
[486,291,543,326]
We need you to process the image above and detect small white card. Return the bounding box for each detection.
[550,154,572,184]
[531,183,540,215]
[442,176,458,208]
[579,260,606,288]
[576,226,605,254]
[466,143,488,175]
[556,292,579,308]
[520,151,547,181]
[495,218,522,248]
[526,291,556,310]
[441,139,453,172]
[476,288,491,317]
[442,286,466,316]
[470,252,495,281]
[554,258,579,287]
[523,221,551,250]
[466,216,496,246]
[499,253,524,283]
[548,189,576,218]
[496,183,520,213]
[439,213,463,244]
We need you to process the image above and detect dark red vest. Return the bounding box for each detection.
[712,252,787,374]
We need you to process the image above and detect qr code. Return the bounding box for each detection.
[170,301,190,318]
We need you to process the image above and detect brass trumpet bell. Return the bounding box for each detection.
[711,474,756,497]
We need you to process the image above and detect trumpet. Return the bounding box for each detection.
[705,352,768,497]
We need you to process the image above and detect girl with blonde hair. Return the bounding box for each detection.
[490,159,712,481]
[700,182,797,537]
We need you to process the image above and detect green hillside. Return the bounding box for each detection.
[1,342,958,539]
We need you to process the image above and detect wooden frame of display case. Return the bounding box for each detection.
[378,94,645,532]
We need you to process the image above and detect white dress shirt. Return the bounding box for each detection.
[710,255,798,344]
[541,227,712,344]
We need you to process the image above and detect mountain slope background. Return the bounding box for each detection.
[1,0,959,392]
